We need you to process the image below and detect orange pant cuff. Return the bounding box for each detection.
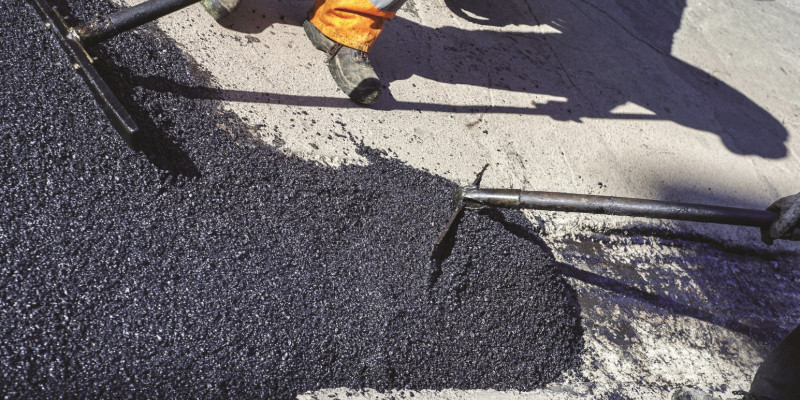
[308,0,396,52]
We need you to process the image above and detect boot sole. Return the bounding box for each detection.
[327,61,381,106]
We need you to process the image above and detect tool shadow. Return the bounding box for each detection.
[482,200,798,346]
[107,70,202,178]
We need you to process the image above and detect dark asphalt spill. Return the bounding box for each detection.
[1,1,583,397]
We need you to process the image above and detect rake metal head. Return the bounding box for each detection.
[429,164,490,260]
[28,0,140,139]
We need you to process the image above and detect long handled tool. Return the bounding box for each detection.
[28,0,204,140]
[431,168,778,259]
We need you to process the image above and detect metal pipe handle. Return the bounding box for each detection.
[463,188,778,227]
[76,0,199,45]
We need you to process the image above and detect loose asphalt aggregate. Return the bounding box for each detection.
[1,1,583,398]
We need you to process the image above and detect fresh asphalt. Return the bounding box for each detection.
[1,1,583,397]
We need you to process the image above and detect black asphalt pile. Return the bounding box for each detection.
[1,1,583,398]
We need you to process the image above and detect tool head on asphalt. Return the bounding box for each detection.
[28,0,139,140]
[27,0,214,141]
[430,164,489,260]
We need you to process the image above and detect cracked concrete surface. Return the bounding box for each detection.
[112,0,799,398]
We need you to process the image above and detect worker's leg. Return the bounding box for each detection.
[201,0,241,20]
[747,324,800,400]
[671,325,800,400]
[307,0,406,51]
[304,0,407,105]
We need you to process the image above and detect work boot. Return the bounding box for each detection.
[303,19,382,106]
[201,0,241,20]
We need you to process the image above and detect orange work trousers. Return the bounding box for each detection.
[307,0,406,52]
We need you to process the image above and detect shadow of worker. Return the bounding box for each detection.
[372,0,788,158]
[216,0,310,33]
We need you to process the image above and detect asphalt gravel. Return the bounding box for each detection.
[1,1,583,398]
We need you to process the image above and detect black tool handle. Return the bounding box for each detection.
[76,0,199,45]
[463,188,778,227]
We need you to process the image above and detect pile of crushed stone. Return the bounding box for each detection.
[0,1,583,398]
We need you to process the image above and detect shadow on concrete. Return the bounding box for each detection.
[646,183,799,343]
[107,64,632,116]
[375,0,788,158]
[217,0,788,159]
[482,205,797,344]
[216,0,309,33]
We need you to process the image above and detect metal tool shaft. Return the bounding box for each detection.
[463,188,778,227]
[28,0,140,137]
[76,0,199,45]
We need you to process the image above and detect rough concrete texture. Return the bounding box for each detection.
[3,0,800,398]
